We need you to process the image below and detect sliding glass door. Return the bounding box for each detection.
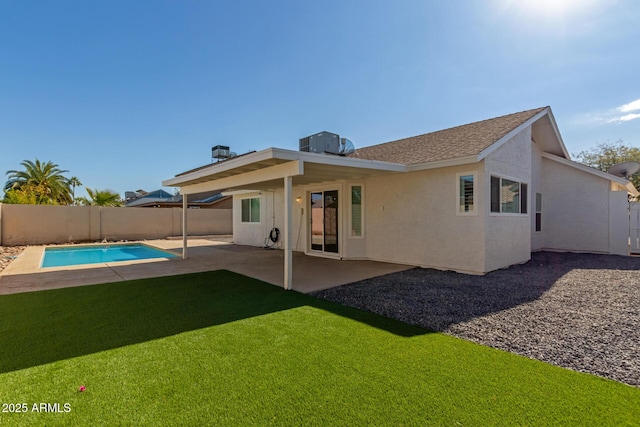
[309,190,339,253]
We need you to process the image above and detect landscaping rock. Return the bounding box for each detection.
[0,246,25,273]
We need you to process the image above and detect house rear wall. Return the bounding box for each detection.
[363,165,486,274]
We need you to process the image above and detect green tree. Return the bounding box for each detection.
[574,140,640,195]
[77,188,123,207]
[69,176,82,205]
[3,184,58,205]
[4,159,72,205]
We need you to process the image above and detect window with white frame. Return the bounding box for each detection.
[457,172,476,215]
[350,185,363,237]
[535,193,542,231]
[241,197,260,223]
[490,176,528,214]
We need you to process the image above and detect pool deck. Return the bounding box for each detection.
[0,237,412,295]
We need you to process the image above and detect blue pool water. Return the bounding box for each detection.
[42,244,177,268]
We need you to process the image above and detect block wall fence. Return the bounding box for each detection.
[0,204,232,246]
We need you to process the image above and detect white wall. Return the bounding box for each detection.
[541,157,611,253]
[232,187,306,251]
[363,166,486,274]
[233,192,272,248]
[484,127,533,271]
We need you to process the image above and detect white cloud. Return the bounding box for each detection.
[618,99,640,113]
[616,113,640,122]
[572,99,640,126]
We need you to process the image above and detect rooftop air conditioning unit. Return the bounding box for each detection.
[299,131,340,154]
[212,145,231,161]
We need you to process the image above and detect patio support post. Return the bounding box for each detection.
[182,194,188,259]
[284,176,293,290]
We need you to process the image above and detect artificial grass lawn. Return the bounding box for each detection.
[0,271,638,426]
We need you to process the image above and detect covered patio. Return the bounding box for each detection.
[163,147,407,290]
[0,238,412,295]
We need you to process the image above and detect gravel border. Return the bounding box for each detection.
[312,251,640,387]
[0,246,24,273]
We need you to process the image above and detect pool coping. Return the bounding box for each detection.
[14,242,180,273]
[40,242,178,269]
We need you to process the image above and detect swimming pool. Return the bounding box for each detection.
[42,244,177,268]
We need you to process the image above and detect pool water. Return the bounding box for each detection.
[42,244,177,268]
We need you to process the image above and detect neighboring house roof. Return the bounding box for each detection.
[124,189,174,207]
[125,189,230,207]
[349,107,547,165]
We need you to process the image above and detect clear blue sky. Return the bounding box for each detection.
[2,0,639,198]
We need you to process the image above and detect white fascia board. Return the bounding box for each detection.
[164,147,406,187]
[406,155,479,172]
[180,160,303,195]
[163,148,279,187]
[220,189,260,196]
[541,152,639,195]
[477,107,551,161]
[545,108,571,159]
[270,147,407,172]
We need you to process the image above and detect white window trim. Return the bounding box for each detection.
[535,192,542,233]
[240,196,261,224]
[348,183,365,239]
[489,174,529,216]
[456,172,478,216]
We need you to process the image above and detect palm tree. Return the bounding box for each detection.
[77,188,123,207]
[4,159,72,204]
[69,176,82,205]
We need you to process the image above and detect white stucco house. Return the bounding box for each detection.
[163,106,638,289]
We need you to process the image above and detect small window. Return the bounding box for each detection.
[350,185,363,237]
[241,197,260,223]
[491,176,528,214]
[535,193,542,232]
[457,173,477,215]
[491,176,500,213]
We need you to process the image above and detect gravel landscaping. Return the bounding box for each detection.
[0,246,24,273]
[312,251,640,387]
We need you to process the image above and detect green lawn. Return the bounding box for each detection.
[0,271,638,426]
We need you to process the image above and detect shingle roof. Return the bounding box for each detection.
[348,107,547,165]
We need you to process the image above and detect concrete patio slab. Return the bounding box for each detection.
[0,238,412,295]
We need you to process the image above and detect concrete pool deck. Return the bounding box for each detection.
[0,237,412,295]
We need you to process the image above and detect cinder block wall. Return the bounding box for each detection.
[0,203,232,246]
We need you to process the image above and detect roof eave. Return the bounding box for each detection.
[541,152,640,195]
[477,107,552,161]
[406,155,479,172]
[164,147,407,188]
[545,108,571,159]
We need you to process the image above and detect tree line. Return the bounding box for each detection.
[3,159,123,206]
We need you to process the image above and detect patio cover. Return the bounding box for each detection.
[162,147,406,289]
